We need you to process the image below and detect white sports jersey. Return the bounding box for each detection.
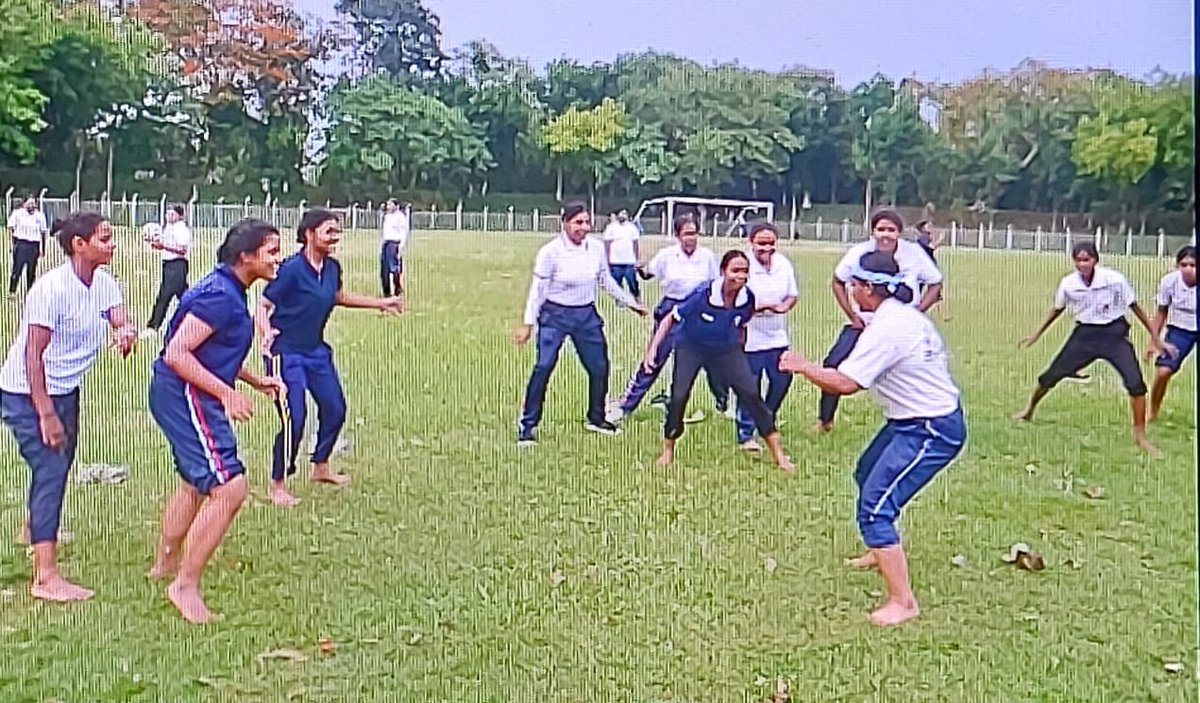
[1054,265,1136,325]
[381,211,410,247]
[838,298,960,420]
[646,244,718,300]
[7,208,47,243]
[603,221,640,265]
[0,264,123,395]
[1156,270,1197,332]
[834,239,942,323]
[745,252,799,352]
[159,221,191,262]
[523,233,637,325]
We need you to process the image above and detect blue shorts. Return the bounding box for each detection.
[148,375,245,495]
[1156,325,1197,371]
[381,241,403,275]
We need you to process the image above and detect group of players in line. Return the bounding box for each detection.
[0,200,1194,628]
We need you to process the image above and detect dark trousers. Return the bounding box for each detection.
[819,325,864,424]
[9,240,40,294]
[148,259,189,330]
[609,264,640,299]
[380,241,403,296]
[1,390,80,544]
[1038,318,1147,395]
[735,347,793,443]
[666,342,776,440]
[265,346,348,481]
[519,303,610,431]
[617,297,726,413]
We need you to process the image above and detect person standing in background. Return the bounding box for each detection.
[380,198,410,297]
[603,208,642,303]
[7,196,49,299]
[143,204,193,339]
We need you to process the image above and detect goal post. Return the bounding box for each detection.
[631,195,775,237]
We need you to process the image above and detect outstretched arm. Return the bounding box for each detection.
[1019,308,1064,347]
[779,351,863,395]
[335,289,403,313]
[1130,302,1172,356]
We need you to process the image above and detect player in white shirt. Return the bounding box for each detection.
[1014,241,1172,454]
[1145,245,1197,422]
[0,212,137,603]
[7,195,49,297]
[780,250,965,627]
[736,221,799,452]
[145,204,192,336]
[815,209,943,433]
[513,201,649,444]
[609,212,724,422]
[380,198,410,296]
[603,208,642,302]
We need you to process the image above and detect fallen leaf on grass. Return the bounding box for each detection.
[257,648,307,664]
[549,570,566,588]
[1082,485,1106,500]
[1164,661,1185,674]
[408,632,423,645]
[951,554,968,568]
[768,677,790,703]
[1002,543,1045,571]
[317,638,336,656]
[764,557,778,573]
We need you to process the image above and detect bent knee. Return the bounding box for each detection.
[858,515,899,549]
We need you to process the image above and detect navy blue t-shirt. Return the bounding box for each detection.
[262,253,343,354]
[153,265,254,388]
[671,280,756,350]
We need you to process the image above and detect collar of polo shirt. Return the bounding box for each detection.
[706,279,749,307]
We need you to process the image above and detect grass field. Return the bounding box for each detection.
[0,228,1196,702]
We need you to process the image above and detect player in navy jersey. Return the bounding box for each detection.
[147,219,285,624]
[645,249,793,471]
[255,209,403,507]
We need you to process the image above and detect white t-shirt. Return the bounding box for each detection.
[745,252,799,352]
[1156,270,1197,332]
[646,244,718,300]
[1054,265,1136,325]
[0,264,123,395]
[838,298,960,420]
[7,209,47,243]
[382,211,410,248]
[603,221,640,265]
[523,234,637,325]
[834,239,942,323]
[159,221,192,262]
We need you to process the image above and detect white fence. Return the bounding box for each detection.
[3,189,1195,258]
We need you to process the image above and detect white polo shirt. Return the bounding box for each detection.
[834,239,942,323]
[382,211,410,248]
[523,234,637,325]
[0,264,123,396]
[646,244,718,300]
[745,252,799,352]
[603,221,640,265]
[1053,265,1136,325]
[159,221,192,262]
[838,298,960,420]
[1156,270,1197,332]
[7,209,47,243]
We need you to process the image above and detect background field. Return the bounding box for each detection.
[0,229,1196,702]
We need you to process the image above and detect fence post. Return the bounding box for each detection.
[1125,228,1133,256]
[455,201,463,231]
[788,211,796,239]
[950,221,957,248]
[532,208,539,232]
[1065,227,1072,252]
[712,215,719,236]
[351,203,359,233]
[1094,227,1102,250]
[508,206,514,232]
[1157,229,1166,257]
[159,194,167,224]
[840,219,849,243]
[482,206,489,232]
[816,217,823,240]
[1035,226,1042,252]
[977,223,985,250]
[131,193,139,226]
[187,193,197,229]
[1005,224,1013,250]
[243,196,251,218]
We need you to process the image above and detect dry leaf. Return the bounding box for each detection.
[1016,552,1045,571]
[549,570,567,588]
[408,632,423,645]
[764,557,778,573]
[951,554,968,568]
[257,648,307,664]
[1001,542,1031,563]
[1164,661,1184,674]
[769,676,790,703]
[317,638,336,656]
[1083,485,1106,500]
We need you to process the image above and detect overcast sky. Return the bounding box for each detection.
[295,0,1193,85]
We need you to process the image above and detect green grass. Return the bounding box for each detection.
[0,229,1196,702]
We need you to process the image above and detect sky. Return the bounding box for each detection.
[295,0,1194,85]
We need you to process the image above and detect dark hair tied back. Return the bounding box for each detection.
[217,218,278,266]
[856,251,915,304]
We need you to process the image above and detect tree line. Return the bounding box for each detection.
[0,0,1193,231]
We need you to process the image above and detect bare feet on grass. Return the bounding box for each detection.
[269,481,301,507]
[310,463,351,486]
[167,580,213,624]
[31,574,94,602]
[870,598,920,627]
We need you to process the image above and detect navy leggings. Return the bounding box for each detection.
[1,390,80,544]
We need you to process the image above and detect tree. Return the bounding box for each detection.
[335,0,445,81]
[540,97,628,201]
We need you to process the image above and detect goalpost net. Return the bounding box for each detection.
[631,196,776,237]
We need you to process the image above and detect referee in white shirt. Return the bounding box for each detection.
[781,250,966,628]
[610,212,723,422]
[380,198,409,296]
[146,204,192,335]
[815,209,942,432]
[603,208,642,302]
[513,201,649,445]
[1015,241,1171,454]
[737,221,799,451]
[7,195,49,297]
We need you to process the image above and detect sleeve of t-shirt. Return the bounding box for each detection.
[784,260,799,297]
[22,278,61,331]
[602,225,616,242]
[531,244,555,280]
[98,273,124,313]
[833,246,861,283]
[37,213,48,231]
[179,225,193,249]
[909,244,943,285]
[261,261,294,304]
[740,291,757,327]
[1156,274,1173,308]
[647,249,667,279]
[186,289,233,331]
[5,211,16,229]
[1053,277,1069,310]
[838,323,901,389]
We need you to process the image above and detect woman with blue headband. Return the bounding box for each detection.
[781,250,965,627]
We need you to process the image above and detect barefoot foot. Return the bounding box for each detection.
[31,576,94,602]
[809,421,834,434]
[775,455,796,475]
[1012,409,1032,422]
[269,484,301,507]
[167,580,213,624]
[870,599,920,627]
[739,439,762,453]
[1135,436,1161,456]
[655,451,673,467]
